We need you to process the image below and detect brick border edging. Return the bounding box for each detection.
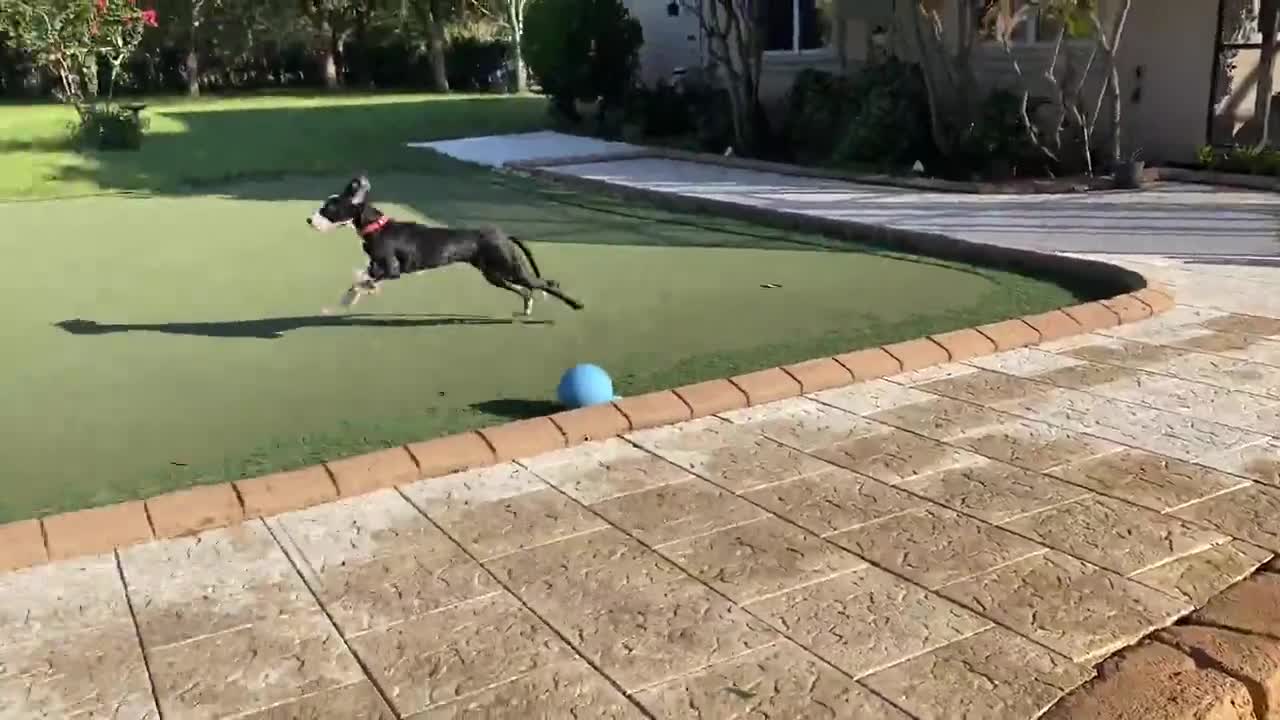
[0,167,1178,572]
[1043,564,1280,720]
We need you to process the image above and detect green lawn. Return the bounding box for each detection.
[0,93,1083,521]
[0,92,550,198]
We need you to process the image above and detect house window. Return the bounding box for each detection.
[764,0,834,53]
[978,0,1096,44]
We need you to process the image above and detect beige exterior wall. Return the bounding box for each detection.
[635,0,1228,164]
[1207,46,1280,145]
[623,0,703,85]
[1113,0,1218,163]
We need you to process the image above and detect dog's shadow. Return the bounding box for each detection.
[55,313,549,340]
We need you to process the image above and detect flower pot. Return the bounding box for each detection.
[1114,159,1146,189]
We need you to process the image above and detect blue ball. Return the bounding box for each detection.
[557,364,615,408]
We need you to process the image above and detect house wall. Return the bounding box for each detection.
[1112,0,1218,162]
[756,14,864,105]
[929,0,1220,163]
[1203,46,1280,145]
[622,0,703,85]
[634,0,1226,164]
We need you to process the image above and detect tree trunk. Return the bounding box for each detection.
[185,49,200,97]
[317,16,342,90]
[1255,0,1279,148]
[509,2,527,93]
[85,55,99,98]
[414,0,450,92]
[186,1,201,97]
[321,48,339,89]
[907,3,952,156]
[427,31,449,92]
[1087,0,1131,167]
[352,0,371,87]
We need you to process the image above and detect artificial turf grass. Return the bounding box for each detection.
[0,167,1083,522]
[0,93,1087,520]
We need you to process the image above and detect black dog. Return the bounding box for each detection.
[307,175,585,316]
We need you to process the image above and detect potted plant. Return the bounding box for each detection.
[1114,147,1146,189]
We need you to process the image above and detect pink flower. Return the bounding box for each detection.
[140,9,157,26]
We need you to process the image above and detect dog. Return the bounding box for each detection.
[307,174,585,316]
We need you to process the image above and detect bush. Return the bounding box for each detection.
[782,69,859,163]
[358,40,433,89]
[446,37,510,91]
[834,59,935,170]
[690,86,735,152]
[522,0,643,120]
[623,79,694,137]
[781,61,935,170]
[73,104,148,150]
[1198,144,1280,175]
[942,90,1049,180]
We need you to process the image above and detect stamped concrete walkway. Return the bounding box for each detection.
[4,157,1280,719]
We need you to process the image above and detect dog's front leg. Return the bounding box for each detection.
[322,267,379,315]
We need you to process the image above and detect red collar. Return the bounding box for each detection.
[358,216,390,236]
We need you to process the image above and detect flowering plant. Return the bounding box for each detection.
[0,0,158,107]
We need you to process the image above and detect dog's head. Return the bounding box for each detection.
[307,174,370,232]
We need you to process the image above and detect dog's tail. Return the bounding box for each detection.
[508,235,542,279]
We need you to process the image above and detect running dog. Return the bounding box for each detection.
[306,175,585,316]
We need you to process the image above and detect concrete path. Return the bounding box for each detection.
[408,131,644,168]
[5,159,1280,719]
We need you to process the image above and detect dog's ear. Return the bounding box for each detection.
[349,173,371,205]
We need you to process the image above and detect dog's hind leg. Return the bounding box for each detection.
[501,258,584,312]
[533,281,585,310]
[481,271,534,317]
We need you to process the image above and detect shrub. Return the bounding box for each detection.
[942,90,1049,180]
[0,0,157,106]
[522,0,643,121]
[623,79,694,137]
[782,61,935,170]
[782,69,859,163]
[834,60,934,170]
[690,86,735,152]
[73,104,147,150]
[1195,144,1217,169]
[446,37,510,91]
[357,40,433,89]
[1199,145,1280,176]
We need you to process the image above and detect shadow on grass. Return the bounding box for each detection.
[54,313,546,340]
[0,135,77,153]
[472,398,563,419]
[22,95,550,196]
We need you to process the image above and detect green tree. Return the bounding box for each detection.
[0,0,156,106]
[410,0,457,91]
[468,0,529,91]
[679,0,769,154]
